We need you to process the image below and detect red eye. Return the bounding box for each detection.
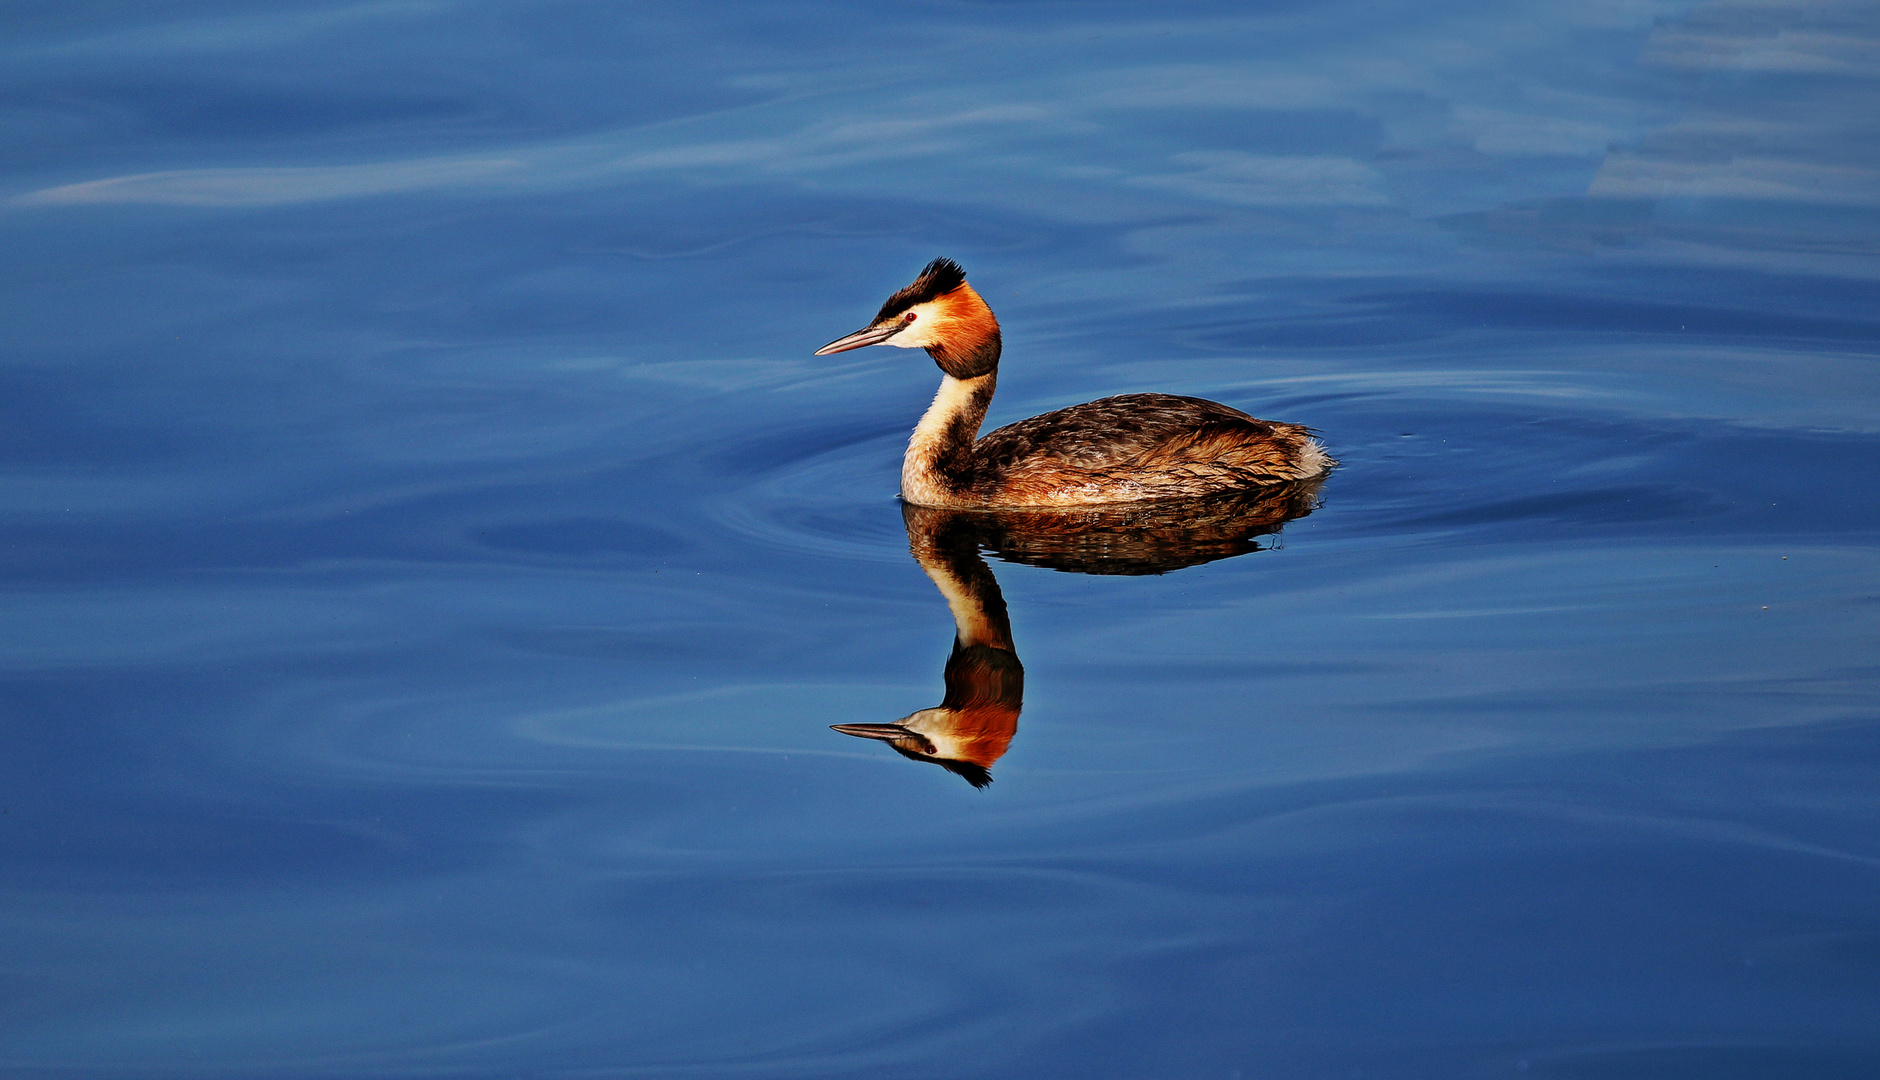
[904,311,918,323]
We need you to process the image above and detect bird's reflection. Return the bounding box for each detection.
[834,481,1323,786]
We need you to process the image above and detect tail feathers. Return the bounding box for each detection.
[1292,437,1335,478]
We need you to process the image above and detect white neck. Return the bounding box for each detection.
[918,556,999,648]
[901,373,993,507]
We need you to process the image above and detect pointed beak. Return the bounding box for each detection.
[830,723,911,742]
[815,323,903,355]
[831,723,938,754]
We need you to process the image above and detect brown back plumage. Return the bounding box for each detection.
[963,393,1324,505]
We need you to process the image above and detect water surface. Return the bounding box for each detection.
[4,1,1879,1076]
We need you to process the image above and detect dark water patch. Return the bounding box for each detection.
[1180,309,1457,351]
[1186,286,1880,352]
[759,505,913,552]
[0,3,774,166]
[1391,483,1725,530]
[1346,289,1880,344]
[0,366,202,467]
[980,717,1880,1076]
[7,76,478,143]
[560,189,1065,267]
[807,869,1103,914]
[705,416,912,477]
[476,517,684,557]
[1590,265,1880,324]
[1440,196,1661,251]
[1059,657,1404,679]
[1448,196,1880,261]
[1313,406,1880,542]
[497,624,785,663]
[1110,106,1388,157]
[0,466,706,581]
[1519,1045,1880,1080]
[611,868,1113,924]
[0,801,491,893]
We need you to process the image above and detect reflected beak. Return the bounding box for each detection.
[831,723,937,754]
[815,323,903,355]
[830,723,911,741]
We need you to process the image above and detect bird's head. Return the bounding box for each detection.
[814,257,1002,379]
[831,700,1016,791]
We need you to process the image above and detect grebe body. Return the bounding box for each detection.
[816,259,1333,509]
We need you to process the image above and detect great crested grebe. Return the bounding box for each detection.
[815,258,1333,508]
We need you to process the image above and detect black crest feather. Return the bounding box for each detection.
[875,258,968,322]
[887,744,994,789]
[933,757,994,789]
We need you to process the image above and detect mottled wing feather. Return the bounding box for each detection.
[967,394,1323,504]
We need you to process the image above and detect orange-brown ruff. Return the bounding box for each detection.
[815,258,1334,508]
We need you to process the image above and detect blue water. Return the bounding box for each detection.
[4,1,1879,1076]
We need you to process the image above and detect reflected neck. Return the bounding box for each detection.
[902,373,995,507]
[911,528,1013,653]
